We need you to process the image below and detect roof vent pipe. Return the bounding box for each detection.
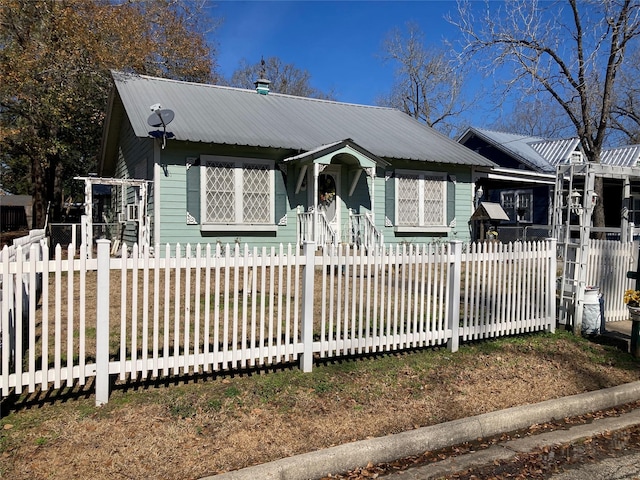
[255,78,270,95]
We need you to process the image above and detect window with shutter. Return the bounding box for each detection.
[395,170,447,228]
[199,155,275,230]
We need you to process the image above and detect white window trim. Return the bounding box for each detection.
[394,169,448,232]
[200,155,276,232]
[500,189,533,224]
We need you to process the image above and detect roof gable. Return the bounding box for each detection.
[283,139,390,168]
[461,126,640,170]
[106,71,495,168]
[459,127,561,173]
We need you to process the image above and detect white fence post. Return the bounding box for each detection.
[547,238,557,333]
[95,239,110,406]
[300,241,316,372]
[447,241,463,353]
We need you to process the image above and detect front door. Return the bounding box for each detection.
[316,166,341,240]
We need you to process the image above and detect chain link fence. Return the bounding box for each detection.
[48,223,119,250]
[496,225,554,243]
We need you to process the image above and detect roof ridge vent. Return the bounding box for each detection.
[254,77,270,95]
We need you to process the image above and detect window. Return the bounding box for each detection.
[395,170,447,228]
[200,156,274,230]
[500,189,533,223]
[126,204,139,221]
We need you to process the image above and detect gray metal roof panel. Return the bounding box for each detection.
[467,128,557,172]
[601,145,640,167]
[112,72,495,167]
[528,138,581,167]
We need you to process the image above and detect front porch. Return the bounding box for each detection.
[296,207,383,250]
[285,139,388,250]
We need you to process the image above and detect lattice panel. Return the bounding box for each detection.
[205,161,235,223]
[397,174,420,225]
[243,164,270,223]
[423,176,444,225]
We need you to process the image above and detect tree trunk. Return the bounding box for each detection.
[31,157,46,229]
[593,176,606,239]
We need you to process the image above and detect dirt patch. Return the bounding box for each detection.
[1,332,639,480]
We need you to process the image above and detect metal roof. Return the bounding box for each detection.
[528,138,581,167]
[461,127,640,171]
[462,128,559,173]
[600,145,640,167]
[110,71,495,167]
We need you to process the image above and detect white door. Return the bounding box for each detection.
[316,166,341,240]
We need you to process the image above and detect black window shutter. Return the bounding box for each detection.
[186,158,201,224]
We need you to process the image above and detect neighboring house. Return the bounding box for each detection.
[0,194,32,232]
[98,72,495,251]
[458,127,640,238]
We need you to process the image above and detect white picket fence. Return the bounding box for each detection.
[1,238,558,405]
[585,239,637,322]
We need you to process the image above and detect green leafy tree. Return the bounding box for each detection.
[0,0,217,227]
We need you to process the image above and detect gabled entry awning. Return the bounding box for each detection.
[284,139,389,196]
[283,138,390,168]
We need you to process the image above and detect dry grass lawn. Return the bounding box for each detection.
[1,331,639,480]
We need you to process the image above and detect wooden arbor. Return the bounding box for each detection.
[553,162,640,333]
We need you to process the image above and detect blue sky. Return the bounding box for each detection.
[211,1,480,120]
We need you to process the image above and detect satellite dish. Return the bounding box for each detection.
[147,109,175,128]
[146,106,175,149]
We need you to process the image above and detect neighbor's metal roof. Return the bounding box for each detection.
[601,145,640,167]
[110,71,495,167]
[463,127,640,171]
[528,138,581,167]
[465,128,560,173]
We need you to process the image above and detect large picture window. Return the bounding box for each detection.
[201,156,274,229]
[395,170,447,227]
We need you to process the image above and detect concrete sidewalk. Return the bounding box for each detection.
[201,381,640,480]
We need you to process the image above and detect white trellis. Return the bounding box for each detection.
[553,162,640,332]
[75,177,151,256]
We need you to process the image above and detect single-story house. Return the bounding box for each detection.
[98,72,496,252]
[458,127,640,236]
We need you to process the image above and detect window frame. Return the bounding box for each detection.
[200,155,276,232]
[394,169,448,233]
[500,189,534,224]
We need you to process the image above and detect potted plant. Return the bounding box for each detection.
[624,289,640,321]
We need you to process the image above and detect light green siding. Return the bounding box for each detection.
[155,143,297,249]
[377,163,473,245]
[115,137,476,250]
[113,120,154,249]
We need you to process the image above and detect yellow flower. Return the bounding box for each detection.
[624,289,640,307]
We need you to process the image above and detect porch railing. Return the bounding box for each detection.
[296,207,337,248]
[349,210,384,251]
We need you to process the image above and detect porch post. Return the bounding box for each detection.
[83,179,93,259]
[313,163,319,244]
[622,177,631,243]
[367,167,375,219]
